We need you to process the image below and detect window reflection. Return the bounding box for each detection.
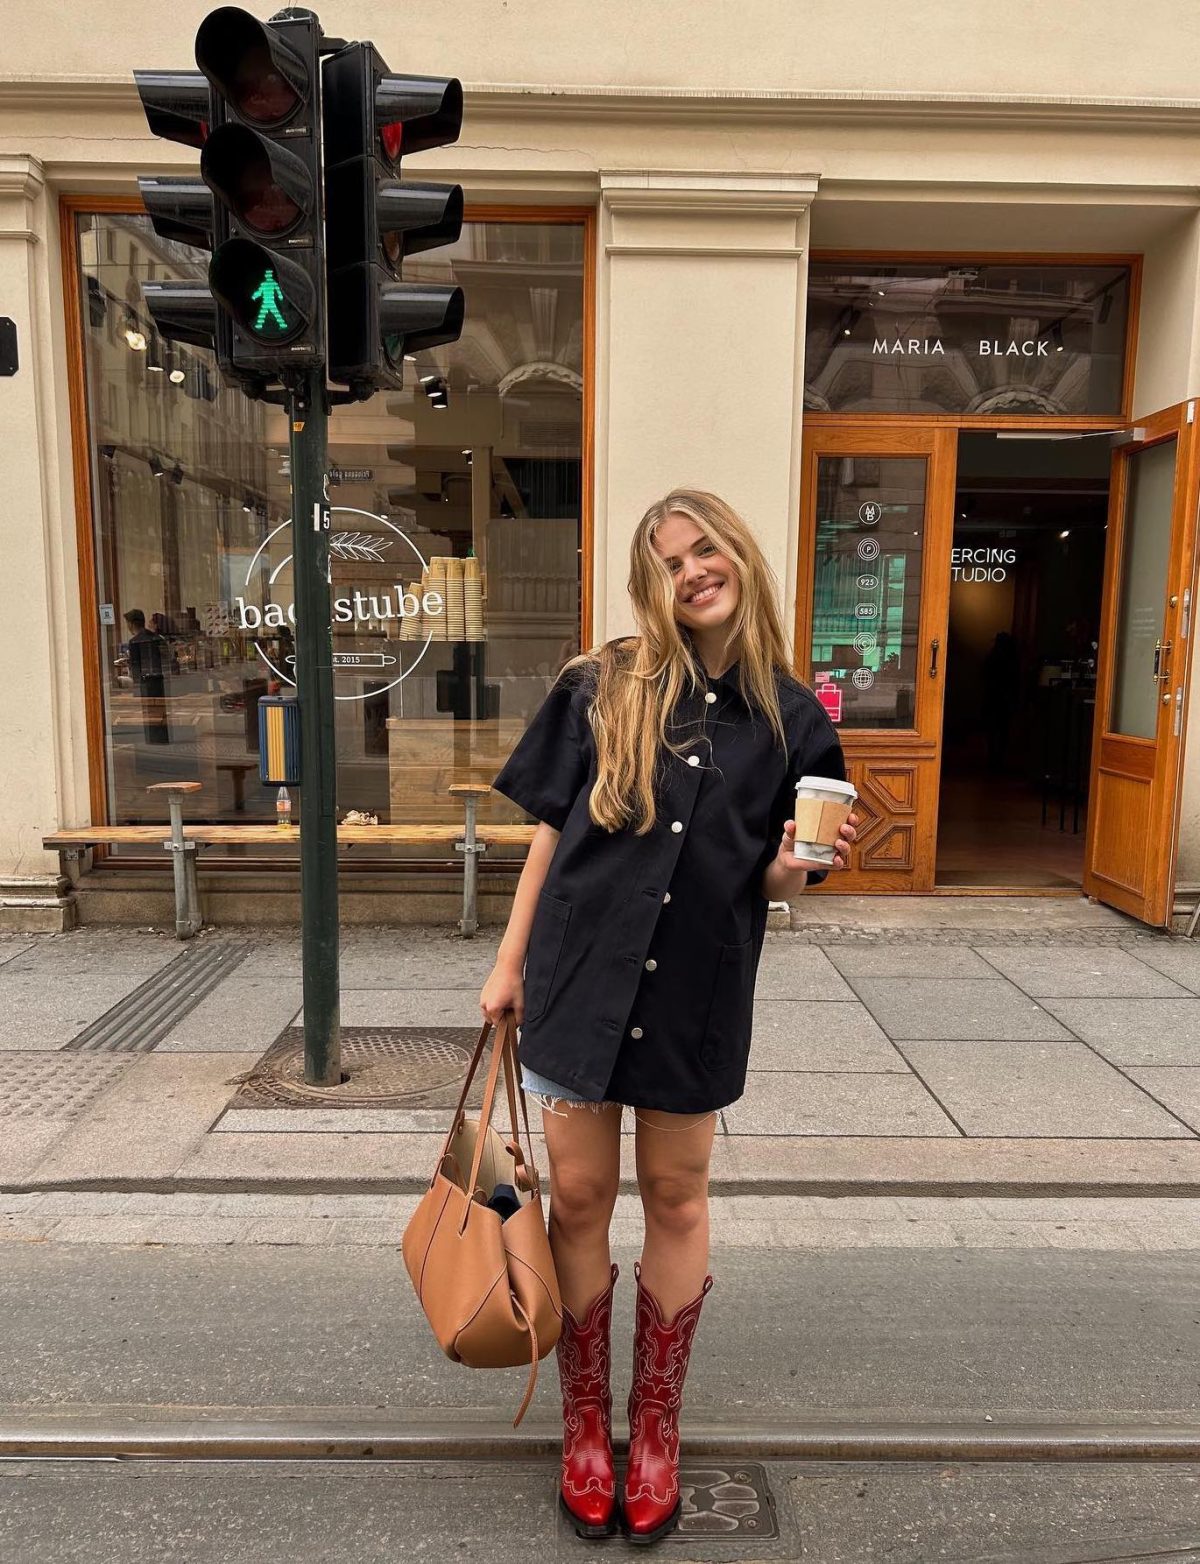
[810,456,927,729]
[77,213,585,849]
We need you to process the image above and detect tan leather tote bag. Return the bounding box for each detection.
[402,1009,562,1426]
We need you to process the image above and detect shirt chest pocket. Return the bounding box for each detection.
[523,892,572,1024]
[700,937,754,1070]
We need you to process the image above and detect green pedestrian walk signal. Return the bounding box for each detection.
[250,269,290,333]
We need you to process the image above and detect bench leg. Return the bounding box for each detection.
[456,797,484,939]
[58,848,89,888]
[163,796,202,939]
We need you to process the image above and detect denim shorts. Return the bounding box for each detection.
[519,1059,620,1114]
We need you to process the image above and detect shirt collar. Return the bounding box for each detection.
[681,625,742,694]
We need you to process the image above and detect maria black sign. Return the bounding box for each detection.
[805,262,1130,416]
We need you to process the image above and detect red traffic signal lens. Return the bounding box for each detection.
[201,125,310,241]
[230,48,301,125]
[380,121,403,161]
[238,164,301,235]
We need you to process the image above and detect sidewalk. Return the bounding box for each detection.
[3,897,1200,1196]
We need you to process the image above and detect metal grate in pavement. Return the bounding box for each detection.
[63,940,251,1053]
[227,1026,475,1109]
[0,1055,130,1118]
[554,1463,779,1542]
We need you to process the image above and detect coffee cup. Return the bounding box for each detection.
[792,776,857,865]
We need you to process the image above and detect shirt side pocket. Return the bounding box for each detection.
[523,892,572,1024]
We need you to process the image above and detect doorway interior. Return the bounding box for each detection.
[935,432,1111,889]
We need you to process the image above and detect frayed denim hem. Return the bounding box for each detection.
[520,1062,615,1117]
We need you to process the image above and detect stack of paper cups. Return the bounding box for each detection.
[464,555,483,641]
[427,557,447,640]
[400,580,422,640]
[444,556,465,642]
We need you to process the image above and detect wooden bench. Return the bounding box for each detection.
[44,782,536,940]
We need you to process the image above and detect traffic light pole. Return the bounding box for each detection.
[288,368,341,1086]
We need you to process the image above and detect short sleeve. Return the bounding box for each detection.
[491,670,591,832]
[767,691,848,889]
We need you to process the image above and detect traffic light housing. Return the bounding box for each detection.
[133,71,226,373]
[323,44,465,399]
[196,5,325,377]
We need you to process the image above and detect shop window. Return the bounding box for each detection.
[74,212,586,850]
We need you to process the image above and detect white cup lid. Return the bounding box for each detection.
[796,776,858,800]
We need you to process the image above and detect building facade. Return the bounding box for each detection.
[2,0,1199,928]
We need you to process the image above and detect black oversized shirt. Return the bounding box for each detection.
[491,647,847,1112]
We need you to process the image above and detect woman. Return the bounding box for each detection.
[481,489,855,1544]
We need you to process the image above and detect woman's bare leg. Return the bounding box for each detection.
[633,1109,718,1317]
[541,1100,623,1318]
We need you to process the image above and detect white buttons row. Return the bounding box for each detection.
[704,691,717,704]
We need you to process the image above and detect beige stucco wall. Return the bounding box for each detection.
[2,0,1200,906]
[2,0,1198,100]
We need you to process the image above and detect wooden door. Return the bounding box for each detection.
[798,424,957,892]
[1084,402,1199,926]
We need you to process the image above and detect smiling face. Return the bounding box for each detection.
[652,510,741,634]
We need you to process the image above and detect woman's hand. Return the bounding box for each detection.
[480,956,524,1025]
[782,811,859,874]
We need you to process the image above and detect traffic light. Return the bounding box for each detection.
[323,44,465,399]
[133,71,223,367]
[196,5,325,377]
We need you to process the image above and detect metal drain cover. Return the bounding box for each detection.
[556,1464,778,1543]
[228,1026,476,1109]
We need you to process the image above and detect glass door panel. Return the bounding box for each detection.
[811,455,927,729]
[1109,437,1175,739]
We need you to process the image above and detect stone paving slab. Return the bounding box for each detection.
[723,1072,961,1137]
[1120,939,1200,995]
[845,977,1075,1042]
[972,945,1194,998]
[748,947,857,1000]
[4,1192,1200,1254]
[900,1040,1196,1138]
[823,945,1000,979]
[748,1000,908,1071]
[0,973,152,1050]
[27,1053,258,1186]
[338,988,484,1028]
[0,941,35,970]
[1038,997,1200,1063]
[1127,1067,1200,1134]
[0,932,182,977]
[155,978,303,1053]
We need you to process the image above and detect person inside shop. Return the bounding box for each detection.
[123,608,170,746]
[481,488,856,1544]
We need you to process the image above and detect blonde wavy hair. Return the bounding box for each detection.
[562,488,798,834]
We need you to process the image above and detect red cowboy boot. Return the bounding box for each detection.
[623,1261,713,1545]
[557,1262,620,1538]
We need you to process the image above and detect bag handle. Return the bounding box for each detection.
[460,1012,525,1234]
[439,1010,539,1183]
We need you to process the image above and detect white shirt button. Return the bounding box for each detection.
[644,958,657,971]
[704,691,717,704]
[630,1026,643,1039]
[687,755,700,767]
[663,892,671,903]
[671,820,683,833]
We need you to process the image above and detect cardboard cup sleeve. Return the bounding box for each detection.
[793,795,853,847]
